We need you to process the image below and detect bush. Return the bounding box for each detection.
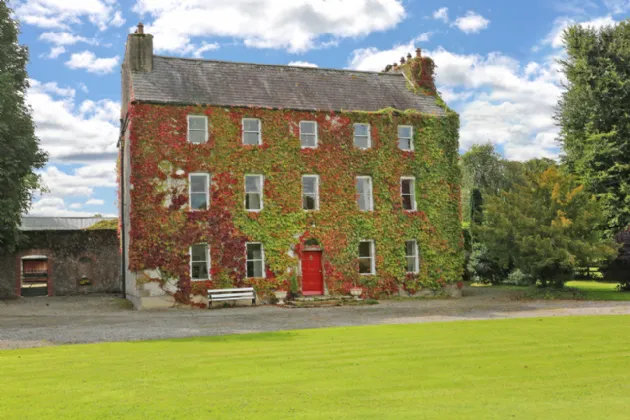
[467,243,506,284]
[504,269,534,286]
[604,229,630,290]
[475,165,617,288]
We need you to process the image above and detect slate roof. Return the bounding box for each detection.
[20,217,116,231]
[130,56,446,116]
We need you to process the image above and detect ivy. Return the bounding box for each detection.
[126,101,463,304]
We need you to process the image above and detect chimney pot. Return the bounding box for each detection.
[416,48,422,58]
[400,57,406,64]
[407,52,412,60]
[137,23,144,34]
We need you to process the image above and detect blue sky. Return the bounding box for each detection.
[12,0,628,217]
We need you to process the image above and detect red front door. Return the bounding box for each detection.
[301,251,324,295]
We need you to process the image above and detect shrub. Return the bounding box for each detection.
[504,269,534,286]
[467,243,506,284]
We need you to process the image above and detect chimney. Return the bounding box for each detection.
[125,23,153,72]
[416,48,422,58]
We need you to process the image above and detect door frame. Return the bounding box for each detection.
[16,250,53,297]
[300,247,325,296]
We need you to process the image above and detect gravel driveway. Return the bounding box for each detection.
[2,287,630,349]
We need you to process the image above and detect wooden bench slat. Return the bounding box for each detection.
[208,288,254,293]
[211,296,254,302]
[209,293,254,299]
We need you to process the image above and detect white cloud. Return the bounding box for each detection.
[69,203,83,209]
[85,198,105,206]
[38,162,116,198]
[288,61,319,68]
[15,0,122,31]
[110,10,126,27]
[29,197,114,217]
[133,0,406,53]
[39,32,98,46]
[65,51,120,74]
[348,42,562,160]
[433,7,449,23]
[47,46,66,59]
[26,79,119,163]
[543,15,618,49]
[452,11,490,34]
[192,42,220,58]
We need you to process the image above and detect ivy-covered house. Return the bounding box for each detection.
[119,24,463,309]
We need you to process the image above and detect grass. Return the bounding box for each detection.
[566,281,630,301]
[473,280,630,301]
[2,316,630,419]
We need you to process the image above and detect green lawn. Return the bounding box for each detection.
[2,316,630,419]
[566,281,630,301]
[476,280,630,301]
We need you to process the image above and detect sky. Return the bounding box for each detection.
[11,0,628,218]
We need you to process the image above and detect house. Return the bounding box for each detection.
[0,217,121,298]
[119,24,463,309]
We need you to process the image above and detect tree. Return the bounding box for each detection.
[461,144,508,226]
[475,164,618,287]
[0,1,47,251]
[556,21,630,235]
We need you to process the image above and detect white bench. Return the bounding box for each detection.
[208,287,256,308]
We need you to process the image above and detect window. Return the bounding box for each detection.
[401,177,416,211]
[187,115,208,144]
[356,176,373,211]
[302,175,320,210]
[190,244,210,281]
[354,123,371,149]
[300,121,318,148]
[245,175,263,211]
[189,173,210,210]
[246,243,265,278]
[405,240,420,274]
[398,125,413,151]
[358,240,376,275]
[242,118,261,145]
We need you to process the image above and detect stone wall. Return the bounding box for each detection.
[0,230,120,298]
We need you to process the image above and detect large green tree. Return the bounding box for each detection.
[475,163,617,287]
[556,20,630,234]
[0,1,47,251]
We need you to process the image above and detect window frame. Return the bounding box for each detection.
[353,123,371,150]
[188,173,210,211]
[401,176,417,212]
[302,174,320,211]
[242,118,262,146]
[244,174,264,212]
[405,240,420,274]
[189,243,211,281]
[299,121,318,149]
[187,115,209,144]
[358,240,376,276]
[398,125,414,151]
[356,176,374,212]
[245,242,266,279]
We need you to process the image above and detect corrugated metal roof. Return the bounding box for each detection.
[130,56,447,116]
[20,217,116,231]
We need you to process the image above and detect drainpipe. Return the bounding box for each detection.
[117,113,129,298]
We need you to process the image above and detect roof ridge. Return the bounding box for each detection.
[152,55,402,76]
